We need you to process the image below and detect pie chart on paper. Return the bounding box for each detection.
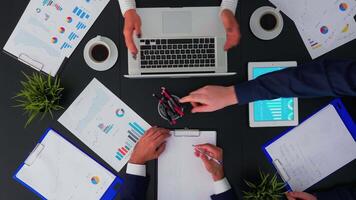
[342,24,350,33]
[91,176,100,185]
[320,26,329,34]
[339,3,348,11]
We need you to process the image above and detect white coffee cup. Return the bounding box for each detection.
[84,35,118,71]
[88,38,111,64]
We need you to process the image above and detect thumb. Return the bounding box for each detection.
[289,192,315,199]
[200,153,212,167]
[191,105,210,113]
[134,21,142,37]
[285,194,296,200]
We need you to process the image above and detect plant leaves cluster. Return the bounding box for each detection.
[14,72,64,127]
[243,171,286,200]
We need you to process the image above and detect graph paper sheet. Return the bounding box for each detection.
[15,129,117,200]
[3,0,109,76]
[59,78,151,173]
[158,130,216,200]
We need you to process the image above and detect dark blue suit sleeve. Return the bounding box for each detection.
[235,59,356,104]
[120,174,150,200]
[315,186,356,200]
[210,189,239,200]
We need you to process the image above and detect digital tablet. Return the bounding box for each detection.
[248,61,299,127]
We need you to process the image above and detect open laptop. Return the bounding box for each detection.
[125,7,236,78]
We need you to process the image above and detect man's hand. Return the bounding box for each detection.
[194,144,224,181]
[220,9,241,51]
[179,85,238,113]
[123,9,142,57]
[129,127,170,165]
[285,192,317,200]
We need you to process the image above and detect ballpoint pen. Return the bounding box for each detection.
[193,145,222,165]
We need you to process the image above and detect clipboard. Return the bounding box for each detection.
[13,128,123,200]
[158,129,217,200]
[262,99,356,191]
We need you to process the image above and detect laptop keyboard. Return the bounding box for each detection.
[139,38,216,69]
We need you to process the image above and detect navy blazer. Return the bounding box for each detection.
[235,59,356,104]
[120,174,239,200]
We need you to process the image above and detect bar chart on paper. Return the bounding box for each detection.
[73,6,90,19]
[59,78,151,172]
[115,122,146,161]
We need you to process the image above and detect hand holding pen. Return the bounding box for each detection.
[193,144,225,181]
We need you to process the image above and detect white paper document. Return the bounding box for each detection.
[15,130,116,200]
[158,130,217,200]
[269,0,356,59]
[59,78,151,173]
[265,105,356,191]
[3,0,110,76]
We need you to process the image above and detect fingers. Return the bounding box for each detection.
[199,153,212,166]
[153,131,171,147]
[134,21,142,37]
[191,105,210,113]
[179,94,207,104]
[285,193,296,200]
[287,192,317,200]
[124,30,138,55]
[195,144,222,158]
[155,142,166,157]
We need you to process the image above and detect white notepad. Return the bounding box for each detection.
[158,130,217,200]
[264,102,356,191]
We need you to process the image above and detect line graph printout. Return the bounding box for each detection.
[59,78,151,172]
[15,130,116,200]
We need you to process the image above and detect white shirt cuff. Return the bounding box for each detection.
[214,177,232,195]
[126,163,146,177]
[220,0,238,15]
[118,0,136,16]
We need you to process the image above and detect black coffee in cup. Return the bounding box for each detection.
[260,13,277,31]
[91,44,109,62]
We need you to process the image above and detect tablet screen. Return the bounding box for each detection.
[252,67,295,121]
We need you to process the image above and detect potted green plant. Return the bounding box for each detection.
[14,72,64,127]
[243,170,286,200]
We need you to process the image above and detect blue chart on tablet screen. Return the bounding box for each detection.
[253,67,294,121]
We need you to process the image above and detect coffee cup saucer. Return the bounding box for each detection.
[84,36,118,71]
[250,6,284,40]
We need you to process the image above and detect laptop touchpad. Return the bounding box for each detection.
[162,11,192,34]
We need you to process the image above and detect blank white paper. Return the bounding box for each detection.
[158,131,216,200]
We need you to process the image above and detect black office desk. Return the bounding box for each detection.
[0,0,355,199]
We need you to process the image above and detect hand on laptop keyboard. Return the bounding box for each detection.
[124,9,142,57]
[221,9,241,51]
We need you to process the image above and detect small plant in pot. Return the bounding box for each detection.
[243,170,286,200]
[14,72,64,127]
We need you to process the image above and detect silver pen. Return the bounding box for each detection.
[193,145,222,165]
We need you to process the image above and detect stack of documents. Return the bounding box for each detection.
[270,0,356,59]
[3,0,109,76]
